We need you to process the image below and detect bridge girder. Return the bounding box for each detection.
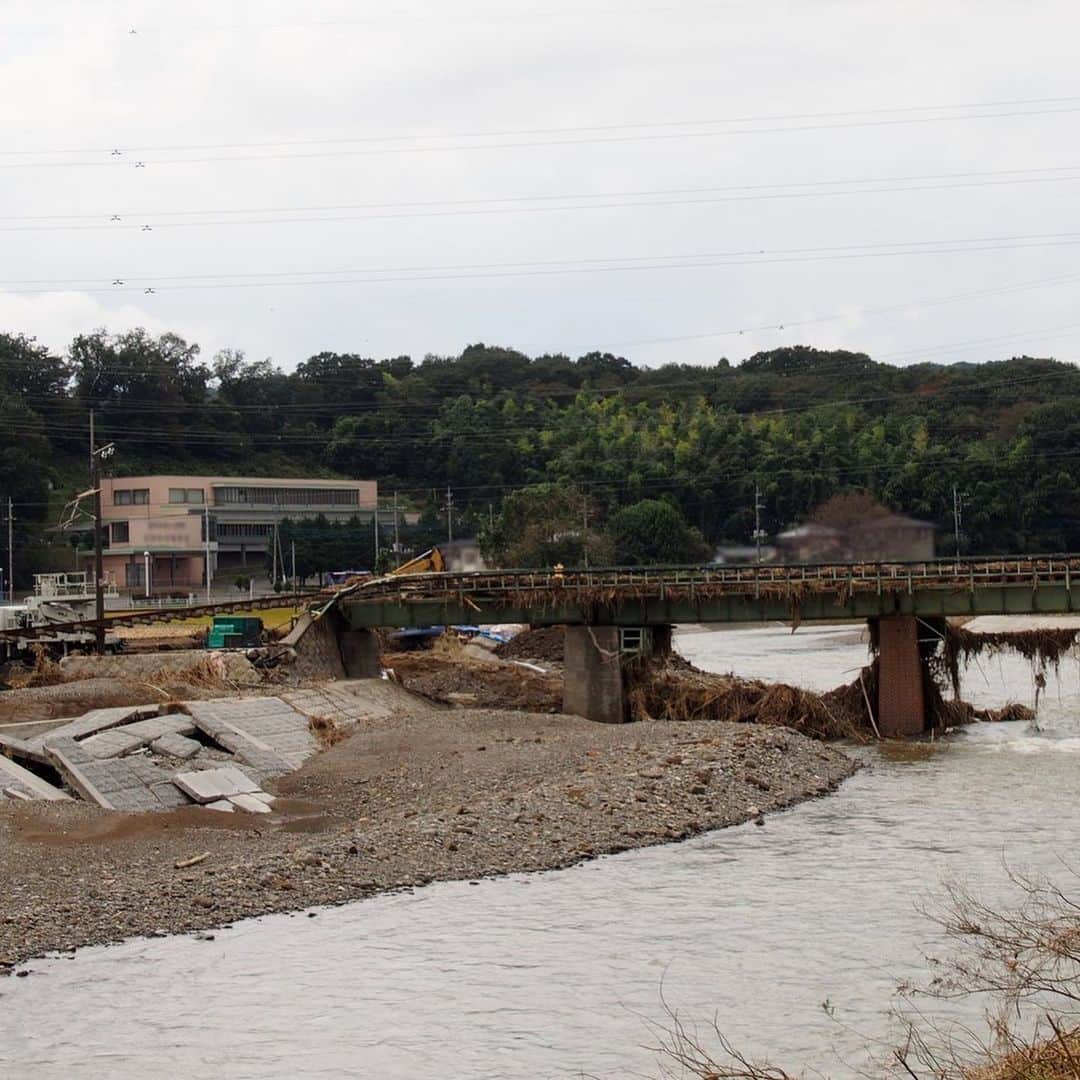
[340,583,1078,629]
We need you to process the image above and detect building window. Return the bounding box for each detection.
[114,490,132,506]
[111,522,130,544]
[132,489,149,505]
[215,485,360,507]
[216,522,273,539]
[125,562,145,588]
[169,488,205,504]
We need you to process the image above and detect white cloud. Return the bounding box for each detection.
[2,0,1080,369]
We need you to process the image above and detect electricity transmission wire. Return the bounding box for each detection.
[5,102,1080,170]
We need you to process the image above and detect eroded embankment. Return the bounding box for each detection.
[0,707,854,970]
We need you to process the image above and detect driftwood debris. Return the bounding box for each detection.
[174,852,210,870]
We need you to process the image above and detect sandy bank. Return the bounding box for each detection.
[0,708,854,970]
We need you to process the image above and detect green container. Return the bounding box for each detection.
[207,616,264,649]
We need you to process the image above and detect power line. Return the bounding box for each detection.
[5,104,1080,170]
[8,168,1080,233]
[6,94,1080,158]
[8,162,1080,223]
[9,227,1080,291]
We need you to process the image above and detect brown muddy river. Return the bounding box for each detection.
[2,623,1078,1079]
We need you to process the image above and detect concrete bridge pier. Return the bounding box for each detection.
[340,629,382,679]
[872,614,930,738]
[563,625,671,724]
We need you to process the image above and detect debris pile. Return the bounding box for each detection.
[385,650,563,712]
[0,682,408,811]
[626,657,873,741]
[495,626,566,664]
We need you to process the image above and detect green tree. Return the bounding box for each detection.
[483,483,613,568]
[606,499,711,566]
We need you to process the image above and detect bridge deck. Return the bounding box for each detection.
[338,556,1080,628]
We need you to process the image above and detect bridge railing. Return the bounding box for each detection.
[344,554,1080,604]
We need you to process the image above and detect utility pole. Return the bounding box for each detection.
[89,417,115,655]
[752,484,767,564]
[393,491,400,556]
[444,485,454,544]
[952,485,966,560]
[373,498,380,565]
[204,502,211,603]
[582,495,590,569]
[271,519,279,586]
[7,496,12,604]
[291,540,296,591]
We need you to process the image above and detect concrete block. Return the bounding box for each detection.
[0,732,46,764]
[46,737,164,811]
[81,715,196,759]
[150,732,202,760]
[0,754,71,801]
[185,699,315,771]
[30,705,161,755]
[173,766,261,804]
[204,799,235,812]
[229,793,273,814]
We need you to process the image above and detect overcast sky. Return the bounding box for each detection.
[3,1,1079,372]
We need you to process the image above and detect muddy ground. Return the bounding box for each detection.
[385,649,563,712]
[0,703,855,971]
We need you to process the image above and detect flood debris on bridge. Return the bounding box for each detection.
[938,624,1080,693]
[623,630,1044,738]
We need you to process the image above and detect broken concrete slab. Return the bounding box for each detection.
[185,698,314,774]
[80,715,196,759]
[0,732,50,766]
[0,754,71,802]
[281,681,415,726]
[204,799,235,813]
[229,793,273,814]
[150,732,202,760]
[25,705,162,758]
[124,757,195,809]
[46,737,163,812]
[173,766,261,804]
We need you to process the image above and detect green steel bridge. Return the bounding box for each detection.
[335,555,1080,629]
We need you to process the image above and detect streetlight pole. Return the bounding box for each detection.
[144,550,151,600]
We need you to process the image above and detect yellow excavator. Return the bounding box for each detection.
[390,547,445,576]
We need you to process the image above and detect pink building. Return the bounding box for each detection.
[92,475,377,593]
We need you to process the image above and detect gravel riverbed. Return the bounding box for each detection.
[0,707,855,971]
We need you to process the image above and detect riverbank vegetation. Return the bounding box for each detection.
[651,869,1080,1080]
[4,330,1080,582]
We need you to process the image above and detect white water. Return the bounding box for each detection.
[2,623,1078,1080]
